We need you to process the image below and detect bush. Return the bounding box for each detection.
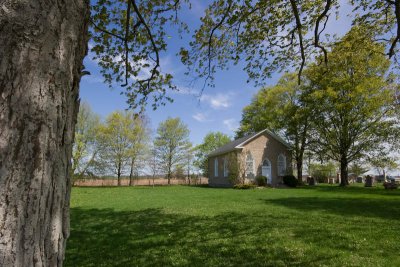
[297,180,306,186]
[283,175,298,187]
[255,176,267,186]
[383,181,398,190]
[233,184,256,190]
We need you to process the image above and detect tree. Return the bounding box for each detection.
[309,162,337,183]
[72,102,101,182]
[237,73,310,181]
[182,1,400,86]
[305,27,398,186]
[194,132,231,176]
[2,0,400,265]
[97,111,141,186]
[349,162,369,177]
[127,115,151,186]
[174,164,186,179]
[0,2,90,265]
[147,144,160,187]
[154,117,190,184]
[0,1,184,265]
[226,150,247,185]
[369,156,399,179]
[183,143,196,185]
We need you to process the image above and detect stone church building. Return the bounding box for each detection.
[208,129,292,187]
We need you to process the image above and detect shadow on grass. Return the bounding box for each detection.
[264,196,400,221]
[301,184,400,197]
[65,208,341,267]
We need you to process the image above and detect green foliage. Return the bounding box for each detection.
[255,175,267,187]
[67,185,400,267]
[305,26,398,184]
[174,165,185,179]
[283,175,298,187]
[369,156,399,176]
[194,132,231,176]
[349,162,369,177]
[96,110,147,180]
[90,0,188,110]
[226,152,246,185]
[72,102,101,180]
[309,162,337,183]
[183,1,399,89]
[154,117,191,181]
[236,73,310,180]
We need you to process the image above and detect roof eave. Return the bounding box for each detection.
[208,148,242,158]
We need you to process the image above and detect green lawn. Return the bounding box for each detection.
[65,185,400,267]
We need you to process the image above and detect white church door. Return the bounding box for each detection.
[261,158,272,184]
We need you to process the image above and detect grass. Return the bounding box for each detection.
[65,185,400,267]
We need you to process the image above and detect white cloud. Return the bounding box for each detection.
[223,118,239,131]
[200,93,232,109]
[192,112,211,122]
[81,74,104,84]
[171,86,199,96]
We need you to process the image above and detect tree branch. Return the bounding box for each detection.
[90,18,126,41]
[289,0,306,84]
[130,0,160,89]
[314,0,332,65]
[204,1,233,89]
[388,0,400,58]
[122,1,132,87]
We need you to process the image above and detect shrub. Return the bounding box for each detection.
[255,176,267,186]
[383,181,398,190]
[283,175,298,187]
[297,180,306,186]
[233,184,256,189]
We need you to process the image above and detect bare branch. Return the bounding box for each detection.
[121,1,132,87]
[289,0,306,84]
[130,0,160,88]
[90,18,126,41]
[314,0,332,65]
[154,0,180,13]
[207,1,233,79]
[388,0,400,58]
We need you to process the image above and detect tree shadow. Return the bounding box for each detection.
[65,208,338,267]
[301,184,400,197]
[263,196,400,221]
[65,202,399,267]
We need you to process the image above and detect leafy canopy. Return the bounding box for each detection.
[305,26,396,165]
[91,0,188,111]
[194,132,231,176]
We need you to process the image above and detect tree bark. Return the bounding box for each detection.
[296,156,303,183]
[117,161,122,186]
[0,1,90,266]
[129,157,136,186]
[340,156,349,186]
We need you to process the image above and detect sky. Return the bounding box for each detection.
[80,0,353,146]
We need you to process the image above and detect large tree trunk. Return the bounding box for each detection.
[340,155,349,186]
[0,1,90,266]
[129,157,136,186]
[296,157,303,183]
[117,161,122,186]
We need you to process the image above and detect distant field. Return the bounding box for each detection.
[73,177,208,186]
[65,185,400,267]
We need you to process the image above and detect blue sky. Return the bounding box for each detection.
[80,0,352,146]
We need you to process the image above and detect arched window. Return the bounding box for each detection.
[245,152,255,178]
[223,157,228,177]
[214,158,218,177]
[277,154,286,176]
